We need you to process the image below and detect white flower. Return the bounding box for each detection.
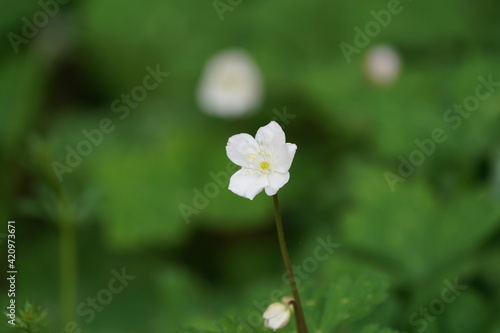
[226,121,297,200]
[197,49,263,118]
[364,44,402,86]
[263,300,293,331]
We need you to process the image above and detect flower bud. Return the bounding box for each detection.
[263,300,292,331]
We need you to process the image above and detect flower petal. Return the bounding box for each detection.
[226,134,260,168]
[263,303,291,330]
[255,121,286,148]
[229,168,268,200]
[265,172,290,196]
[272,143,297,173]
[267,310,290,330]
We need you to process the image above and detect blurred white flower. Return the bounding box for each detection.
[364,44,402,86]
[197,49,263,118]
[263,298,294,331]
[226,121,296,200]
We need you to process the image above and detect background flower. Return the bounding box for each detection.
[197,49,263,118]
[363,44,402,86]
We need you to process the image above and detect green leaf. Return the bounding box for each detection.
[300,62,446,157]
[340,162,500,279]
[178,315,269,333]
[315,274,390,331]
[0,2,40,52]
[0,54,43,153]
[361,324,400,333]
[177,328,216,333]
[442,290,490,333]
[92,135,190,250]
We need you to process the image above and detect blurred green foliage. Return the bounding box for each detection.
[1,0,499,332]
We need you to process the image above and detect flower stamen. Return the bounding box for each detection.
[260,161,270,171]
[226,121,297,200]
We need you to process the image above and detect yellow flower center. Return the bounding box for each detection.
[260,161,270,171]
[221,74,240,90]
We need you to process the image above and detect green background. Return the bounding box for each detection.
[1,0,499,332]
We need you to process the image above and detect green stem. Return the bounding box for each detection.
[272,194,309,333]
[58,202,77,327]
[38,140,78,328]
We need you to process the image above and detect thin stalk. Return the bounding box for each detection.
[272,194,309,333]
[38,140,78,328]
[58,201,77,328]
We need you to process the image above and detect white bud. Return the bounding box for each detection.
[263,302,292,331]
